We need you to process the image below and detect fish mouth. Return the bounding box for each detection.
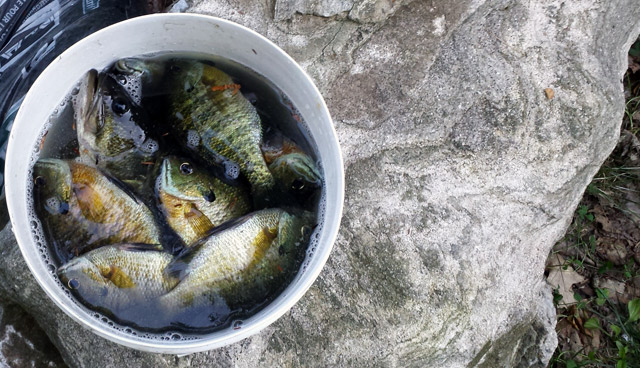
[159,157,198,200]
[74,70,99,122]
[115,58,146,75]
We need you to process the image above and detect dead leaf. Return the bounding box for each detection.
[568,329,584,357]
[546,254,586,305]
[544,88,554,99]
[590,328,601,350]
[593,205,615,233]
[594,276,629,303]
[596,238,629,266]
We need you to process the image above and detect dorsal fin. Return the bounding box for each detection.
[184,205,214,240]
[115,243,164,252]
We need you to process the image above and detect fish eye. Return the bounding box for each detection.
[301,225,312,238]
[116,74,127,85]
[291,178,305,191]
[59,202,70,215]
[169,64,181,73]
[111,97,129,115]
[34,176,45,187]
[68,278,79,290]
[204,190,216,202]
[179,162,193,175]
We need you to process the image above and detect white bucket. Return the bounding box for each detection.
[5,13,343,354]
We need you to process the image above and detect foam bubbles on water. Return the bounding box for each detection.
[304,183,326,264]
[186,130,199,148]
[44,197,61,214]
[224,161,240,180]
[113,73,142,105]
[140,138,159,154]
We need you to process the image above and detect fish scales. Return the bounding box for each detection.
[261,132,321,195]
[161,208,311,309]
[33,159,161,259]
[173,63,274,193]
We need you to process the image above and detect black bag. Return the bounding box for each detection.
[0,0,159,193]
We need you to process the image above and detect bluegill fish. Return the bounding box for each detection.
[156,156,251,246]
[58,244,177,314]
[33,159,161,260]
[261,133,321,194]
[73,70,160,190]
[113,58,275,196]
[161,208,314,309]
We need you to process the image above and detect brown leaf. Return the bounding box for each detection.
[590,328,601,350]
[594,276,630,303]
[544,88,554,99]
[593,204,614,233]
[596,238,629,266]
[547,254,586,304]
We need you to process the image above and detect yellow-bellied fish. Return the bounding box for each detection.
[161,208,314,309]
[156,156,251,246]
[33,159,161,260]
[58,244,177,315]
[113,58,275,196]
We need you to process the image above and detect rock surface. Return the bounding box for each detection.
[0,302,65,367]
[1,0,640,367]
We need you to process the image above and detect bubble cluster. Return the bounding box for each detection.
[44,197,61,213]
[113,73,143,105]
[304,184,326,264]
[186,129,199,148]
[223,161,240,180]
[140,138,159,154]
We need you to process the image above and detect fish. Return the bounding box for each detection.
[57,244,177,315]
[73,69,160,192]
[156,156,251,246]
[113,58,275,196]
[33,158,162,260]
[160,208,314,310]
[261,133,322,194]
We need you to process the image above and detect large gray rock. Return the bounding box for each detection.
[0,301,65,367]
[1,0,639,366]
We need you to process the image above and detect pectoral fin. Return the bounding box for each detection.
[74,183,107,223]
[185,205,214,241]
